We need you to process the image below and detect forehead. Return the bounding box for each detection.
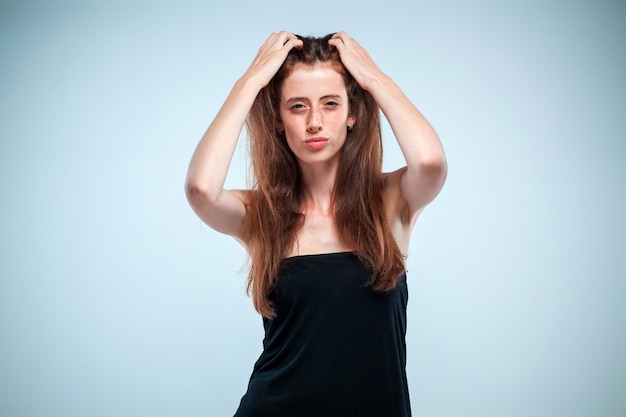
[280,63,347,99]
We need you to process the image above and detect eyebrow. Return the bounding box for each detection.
[285,94,343,104]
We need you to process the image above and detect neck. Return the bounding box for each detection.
[299,161,338,215]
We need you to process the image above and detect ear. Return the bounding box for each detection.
[347,114,357,128]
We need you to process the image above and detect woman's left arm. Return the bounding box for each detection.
[330,32,447,214]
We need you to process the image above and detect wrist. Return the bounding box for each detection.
[231,73,266,99]
[362,71,391,92]
[238,69,271,92]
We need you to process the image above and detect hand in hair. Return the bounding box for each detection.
[243,31,304,88]
[328,32,383,92]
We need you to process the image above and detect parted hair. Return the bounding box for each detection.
[244,34,405,318]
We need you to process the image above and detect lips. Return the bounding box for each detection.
[304,137,328,150]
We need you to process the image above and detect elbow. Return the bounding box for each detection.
[418,153,448,181]
[425,153,447,170]
[185,177,220,206]
[184,179,205,206]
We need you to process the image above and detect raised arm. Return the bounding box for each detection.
[329,32,447,216]
[185,32,303,241]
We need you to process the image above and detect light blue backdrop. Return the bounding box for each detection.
[1,1,624,416]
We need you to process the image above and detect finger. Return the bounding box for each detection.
[283,36,303,49]
[291,37,304,49]
[279,34,303,52]
[275,31,295,44]
[331,31,352,44]
[329,33,343,47]
[328,37,345,51]
[258,32,284,53]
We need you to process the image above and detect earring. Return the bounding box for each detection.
[347,124,354,132]
[277,128,285,136]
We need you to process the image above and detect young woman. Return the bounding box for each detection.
[186,31,446,417]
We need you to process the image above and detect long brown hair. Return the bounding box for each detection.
[244,34,405,318]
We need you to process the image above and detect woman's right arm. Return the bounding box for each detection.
[185,32,302,242]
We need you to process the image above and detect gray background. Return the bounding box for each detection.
[1,0,624,416]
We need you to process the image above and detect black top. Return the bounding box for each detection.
[234,252,411,417]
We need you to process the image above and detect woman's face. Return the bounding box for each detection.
[278,63,356,169]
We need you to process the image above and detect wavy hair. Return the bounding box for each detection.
[244,34,405,318]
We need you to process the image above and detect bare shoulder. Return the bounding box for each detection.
[383,167,405,189]
[231,189,251,204]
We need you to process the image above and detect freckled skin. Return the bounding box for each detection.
[278,64,356,171]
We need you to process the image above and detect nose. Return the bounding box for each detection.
[307,108,322,132]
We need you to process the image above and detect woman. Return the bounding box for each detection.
[186,31,446,417]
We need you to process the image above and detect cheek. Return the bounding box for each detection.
[283,117,298,128]
[330,112,350,133]
[282,117,302,136]
[284,135,300,156]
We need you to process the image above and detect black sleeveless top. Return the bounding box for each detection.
[234,252,411,417]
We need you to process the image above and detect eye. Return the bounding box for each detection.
[290,103,306,111]
[325,101,339,107]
